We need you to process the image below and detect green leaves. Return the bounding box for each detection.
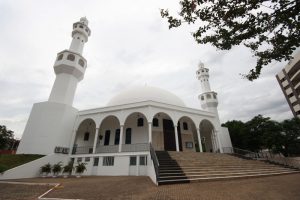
[222,115,300,156]
[161,0,300,80]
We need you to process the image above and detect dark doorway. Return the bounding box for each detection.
[177,122,183,151]
[163,119,176,151]
[104,130,110,146]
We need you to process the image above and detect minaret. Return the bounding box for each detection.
[17,17,91,155]
[196,62,218,113]
[48,17,91,105]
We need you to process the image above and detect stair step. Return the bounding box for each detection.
[158,171,299,185]
[159,169,295,179]
[159,168,289,175]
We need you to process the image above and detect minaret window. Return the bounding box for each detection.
[201,96,204,100]
[207,94,212,99]
[57,54,63,61]
[213,94,217,99]
[78,59,85,67]
[67,54,75,61]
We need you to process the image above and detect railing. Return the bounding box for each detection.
[223,147,258,159]
[223,147,300,170]
[150,143,160,182]
[72,143,150,155]
[72,146,93,155]
[95,145,118,153]
[122,143,149,152]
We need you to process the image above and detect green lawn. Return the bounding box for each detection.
[0,154,44,173]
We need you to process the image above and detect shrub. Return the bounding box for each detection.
[40,163,51,175]
[75,162,86,175]
[63,161,74,176]
[52,162,63,176]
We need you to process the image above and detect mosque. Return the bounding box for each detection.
[3,17,232,182]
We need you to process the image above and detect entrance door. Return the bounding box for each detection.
[163,119,176,151]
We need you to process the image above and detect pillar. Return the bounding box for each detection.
[196,128,203,152]
[174,125,179,152]
[92,128,99,154]
[148,122,152,143]
[119,125,124,152]
[214,129,223,153]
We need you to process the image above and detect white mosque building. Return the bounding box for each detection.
[2,17,232,182]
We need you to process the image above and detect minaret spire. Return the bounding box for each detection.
[48,17,91,105]
[196,62,218,113]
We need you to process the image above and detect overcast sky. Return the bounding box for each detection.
[0,0,294,138]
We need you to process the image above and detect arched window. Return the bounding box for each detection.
[104,130,110,146]
[183,122,188,130]
[67,54,75,61]
[78,59,85,67]
[213,94,217,99]
[206,94,211,99]
[137,118,144,127]
[125,128,131,144]
[79,25,83,28]
[57,54,63,61]
[201,96,204,100]
[153,118,159,127]
[84,132,89,141]
[114,129,120,145]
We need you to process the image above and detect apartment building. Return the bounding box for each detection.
[276,51,300,118]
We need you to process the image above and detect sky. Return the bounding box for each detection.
[0,0,294,139]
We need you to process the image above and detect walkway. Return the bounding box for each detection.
[1,174,300,200]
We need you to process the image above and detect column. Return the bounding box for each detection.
[214,130,223,153]
[148,122,152,143]
[174,125,179,152]
[118,125,124,152]
[92,128,99,154]
[196,128,203,152]
[210,133,215,152]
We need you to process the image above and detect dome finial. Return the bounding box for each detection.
[80,16,89,25]
[198,61,205,69]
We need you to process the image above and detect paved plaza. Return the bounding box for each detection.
[0,174,300,200]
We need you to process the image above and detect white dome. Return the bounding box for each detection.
[107,86,186,107]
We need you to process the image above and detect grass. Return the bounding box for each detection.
[0,154,44,173]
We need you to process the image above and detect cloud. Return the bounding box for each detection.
[0,0,294,138]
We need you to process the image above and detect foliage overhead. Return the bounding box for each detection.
[0,125,15,150]
[161,0,300,80]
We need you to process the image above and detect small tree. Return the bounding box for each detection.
[52,162,63,177]
[40,163,51,177]
[63,161,74,177]
[75,162,86,177]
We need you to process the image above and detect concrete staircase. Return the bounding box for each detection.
[156,151,299,185]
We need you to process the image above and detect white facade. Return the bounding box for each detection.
[7,18,232,182]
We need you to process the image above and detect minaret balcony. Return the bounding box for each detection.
[72,22,91,41]
[53,50,87,81]
[199,92,218,108]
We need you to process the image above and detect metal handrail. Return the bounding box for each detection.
[223,147,300,170]
[150,143,159,182]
